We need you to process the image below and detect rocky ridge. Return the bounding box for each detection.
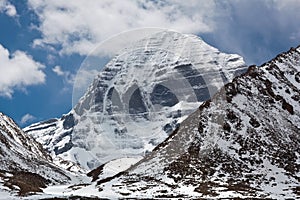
[0,112,71,196]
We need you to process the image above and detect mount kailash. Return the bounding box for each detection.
[0,31,298,199]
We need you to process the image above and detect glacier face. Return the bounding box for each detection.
[24,31,247,170]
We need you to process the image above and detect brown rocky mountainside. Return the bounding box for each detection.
[0,112,70,195]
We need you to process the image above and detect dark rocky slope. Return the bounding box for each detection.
[0,112,70,195]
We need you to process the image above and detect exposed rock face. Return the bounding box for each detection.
[0,112,70,195]
[24,31,247,170]
[24,115,74,156]
[99,46,300,199]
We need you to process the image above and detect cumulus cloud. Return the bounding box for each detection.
[20,113,35,125]
[28,0,300,65]
[0,44,46,98]
[0,0,17,17]
[28,0,216,55]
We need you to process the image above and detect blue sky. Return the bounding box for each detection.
[0,0,299,127]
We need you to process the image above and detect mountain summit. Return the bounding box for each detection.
[24,31,247,170]
[1,34,299,199]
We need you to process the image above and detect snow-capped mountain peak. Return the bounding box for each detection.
[25,31,247,170]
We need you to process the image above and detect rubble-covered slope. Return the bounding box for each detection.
[99,47,300,199]
[0,112,70,196]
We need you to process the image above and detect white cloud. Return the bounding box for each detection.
[52,65,64,76]
[47,54,56,64]
[28,0,300,65]
[209,0,300,64]
[0,44,46,98]
[28,0,216,55]
[20,113,35,124]
[52,65,75,88]
[4,4,16,16]
[0,0,17,17]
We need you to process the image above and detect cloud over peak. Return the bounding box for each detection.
[28,0,300,65]
[28,0,216,55]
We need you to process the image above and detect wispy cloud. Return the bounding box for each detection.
[0,44,46,98]
[52,65,75,94]
[197,0,300,65]
[52,65,74,84]
[0,0,17,17]
[20,113,35,125]
[52,65,65,76]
